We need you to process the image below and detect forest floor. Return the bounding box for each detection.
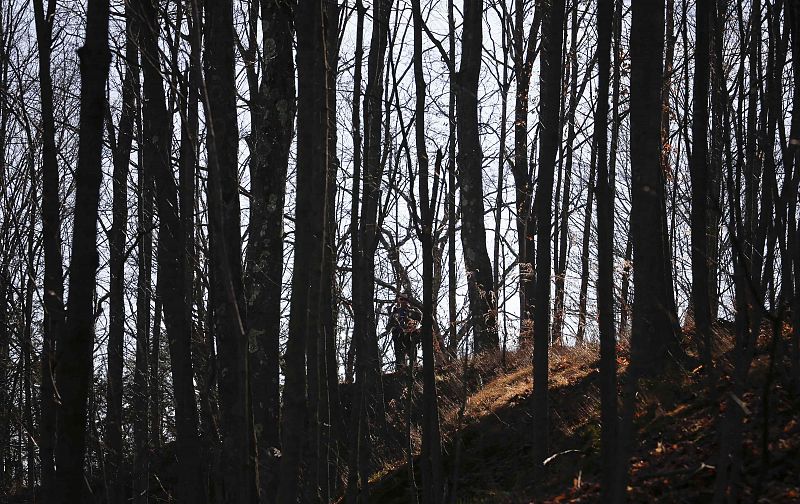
[368,327,800,503]
[6,328,798,503]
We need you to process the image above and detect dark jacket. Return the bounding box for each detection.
[387,303,422,334]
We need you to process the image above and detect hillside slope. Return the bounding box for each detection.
[369,334,800,503]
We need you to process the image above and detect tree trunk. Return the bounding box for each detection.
[104,9,137,501]
[553,3,579,347]
[708,0,726,323]
[512,0,541,349]
[279,0,333,498]
[32,1,65,499]
[22,167,36,491]
[135,84,154,503]
[0,262,8,494]
[242,0,296,498]
[787,0,800,393]
[53,2,110,501]
[413,0,444,500]
[457,0,498,353]
[616,0,680,499]
[347,0,392,497]
[594,0,617,499]
[321,0,344,497]
[575,139,595,346]
[446,0,460,355]
[346,3,369,500]
[690,0,713,368]
[532,0,565,473]
[203,0,255,500]
[137,0,204,501]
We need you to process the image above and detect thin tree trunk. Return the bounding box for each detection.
[136,0,205,500]
[348,0,392,497]
[690,0,713,368]
[618,237,632,335]
[532,0,565,474]
[594,0,617,500]
[104,10,137,500]
[135,97,153,504]
[575,139,595,346]
[553,2,579,347]
[512,0,541,349]
[0,8,8,487]
[0,261,8,494]
[346,3,367,499]
[493,37,508,358]
[447,0,459,354]
[32,0,64,498]
[22,170,36,491]
[611,0,625,337]
[413,0,444,500]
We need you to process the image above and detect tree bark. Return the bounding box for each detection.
[53,1,110,501]
[347,0,392,498]
[413,0,444,501]
[690,0,713,368]
[457,0,498,353]
[512,0,541,349]
[594,0,617,500]
[104,9,137,501]
[279,0,333,498]
[616,0,680,499]
[135,81,154,503]
[787,0,800,393]
[320,0,344,497]
[553,3,579,347]
[532,0,565,472]
[242,0,296,499]
[137,0,205,500]
[32,0,64,498]
[203,0,255,500]
[575,140,595,346]
[346,3,369,500]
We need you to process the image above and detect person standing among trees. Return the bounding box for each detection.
[386,293,422,371]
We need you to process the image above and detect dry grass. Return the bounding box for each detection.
[370,325,800,503]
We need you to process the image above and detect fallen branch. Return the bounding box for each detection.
[542,449,584,466]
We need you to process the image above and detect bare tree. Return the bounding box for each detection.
[32,0,64,498]
[241,0,296,500]
[532,0,565,474]
[53,0,110,500]
[137,0,205,500]
[457,0,498,353]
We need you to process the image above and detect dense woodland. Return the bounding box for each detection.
[0,0,799,502]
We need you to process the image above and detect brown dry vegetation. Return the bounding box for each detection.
[367,326,800,503]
